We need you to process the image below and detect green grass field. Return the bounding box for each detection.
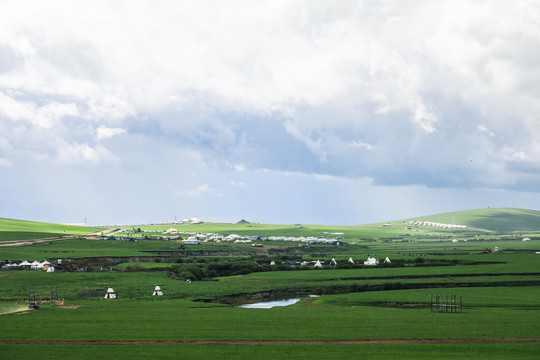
[1,208,539,359]
[0,217,102,241]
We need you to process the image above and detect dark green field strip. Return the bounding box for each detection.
[197,281,540,307]
[1,342,539,360]
[0,232,68,242]
[317,272,540,281]
[1,338,538,345]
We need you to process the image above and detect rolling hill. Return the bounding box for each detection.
[403,208,540,232]
[0,217,101,242]
[1,208,539,242]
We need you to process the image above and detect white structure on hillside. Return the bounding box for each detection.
[314,260,323,268]
[384,257,391,263]
[348,257,355,264]
[104,287,117,299]
[153,285,163,296]
[329,258,337,266]
[190,217,203,224]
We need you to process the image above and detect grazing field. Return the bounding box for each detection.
[0,208,539,359]
[0,217,102,242]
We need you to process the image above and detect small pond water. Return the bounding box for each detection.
[239,298,302,308]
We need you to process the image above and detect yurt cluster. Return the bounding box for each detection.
[164,232,347,245]
[1,260,56,272]
[274,256,391,267]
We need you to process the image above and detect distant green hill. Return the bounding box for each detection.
[0,217,101,241]
[404,208,540,232]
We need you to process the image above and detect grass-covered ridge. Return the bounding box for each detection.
[403,208,540,232]
[0,217,102,241]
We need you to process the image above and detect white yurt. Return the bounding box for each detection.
[364,257,379,266]
[348,257,355,264]
[46,266,55,272]
[153,285,163,296]
[329,258,337,266]
[314,260,323,268]
[384,257,391,263]
[104,287,117,299]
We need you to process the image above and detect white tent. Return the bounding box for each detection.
[270,261,276,266]
[46,266,55,272]
[522,237,531,242]
[165,228,178,234]
[363,257,379,266]
[153,285,163,296]
[190,216,203,224]
[104,287,117,299]
[348,257,355,264]
[329,258,337,266]
[384,257,391,263]
[314,260,323,268]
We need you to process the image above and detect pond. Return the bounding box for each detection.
[239,298,302,308]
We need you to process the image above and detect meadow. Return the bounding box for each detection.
[0,208,539,359]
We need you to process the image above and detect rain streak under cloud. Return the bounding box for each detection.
[1,0,540,225]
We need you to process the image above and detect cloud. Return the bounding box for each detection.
[0,0,539,211]
[54,142,119,166]
[0,157,11,167]
[96,126,126,141]
[175,184,223,197]
[230,181,246,187]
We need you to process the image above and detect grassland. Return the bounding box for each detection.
[0,217,102,242]
[0,208,539,359]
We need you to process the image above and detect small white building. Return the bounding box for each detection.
[314,260,323,268]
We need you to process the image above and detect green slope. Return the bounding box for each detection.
[0,217,102,241]
[404,208,540,232]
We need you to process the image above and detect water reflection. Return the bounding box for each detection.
[239,298,301,308]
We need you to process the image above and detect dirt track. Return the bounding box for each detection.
[1,338,538,345]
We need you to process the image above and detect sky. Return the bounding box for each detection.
[1,0,540,226]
